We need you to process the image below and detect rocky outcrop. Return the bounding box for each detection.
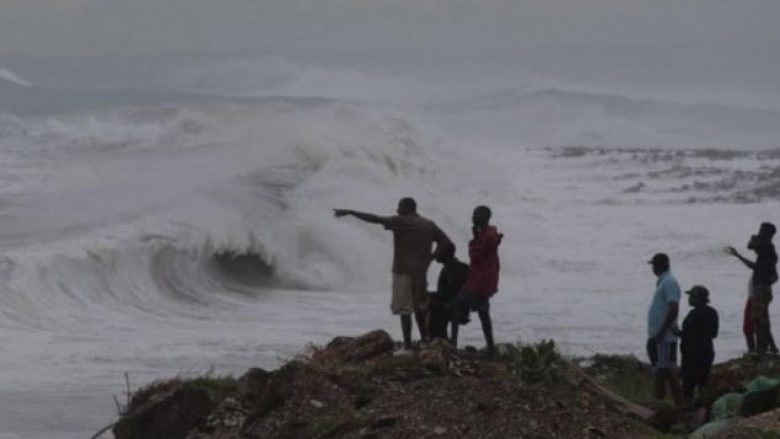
[114,387,214,439]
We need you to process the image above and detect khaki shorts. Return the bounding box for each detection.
[391,274,428,315]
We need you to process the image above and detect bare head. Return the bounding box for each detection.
[472,205,492,228]
[759,222,776,240]
[396,197,417,216]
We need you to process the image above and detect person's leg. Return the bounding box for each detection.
[477,308,495,354]
[411,277,430,342]
[666,369,683,406]
[768,292,778,354]
[654,370,667,401]
[392,274,416,350]
[753,286,771,353]
[450,291,469,348]
[699,352,714,397]
[450,319,459,348]
[655,342,682,405]
[414,309,429,342]
[651,340,665,400]
[666,342,683,405]
[428,300,446,339]
[680,357,694,402]
[400,314,413,350]
[745,297,756,352]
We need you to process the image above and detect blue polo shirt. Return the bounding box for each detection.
[647,270,681,342]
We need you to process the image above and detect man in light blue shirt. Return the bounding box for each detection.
[646,253,683,405]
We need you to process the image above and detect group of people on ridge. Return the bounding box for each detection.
[335,198,778,405]
[334,197,502,354]
[648,222,777,404]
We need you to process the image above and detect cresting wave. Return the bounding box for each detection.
[0,100,472,330]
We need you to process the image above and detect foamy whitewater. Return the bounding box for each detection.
[1,58,779,438]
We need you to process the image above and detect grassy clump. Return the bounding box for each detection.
[499,339,562,384]
[582,354,658,406]
[123,373,238,415]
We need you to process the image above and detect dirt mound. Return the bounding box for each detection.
[111,331,662,439]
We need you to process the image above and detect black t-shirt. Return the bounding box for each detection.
[753,242,778,286]
[435,260,469,302]
[680,305,719,355]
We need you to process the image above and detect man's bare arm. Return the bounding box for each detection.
[333,209,391,226]
[654,301,679,342]
[726,246,756,270]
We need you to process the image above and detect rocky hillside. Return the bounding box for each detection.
[109,330,657,439]
[106,330,780,439]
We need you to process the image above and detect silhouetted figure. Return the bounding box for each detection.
[428,242,469,339]
[646,252,683,405]
[679,285,719,401]
[334,198,450,352]
[451,205,502,354]
[726,223,778,354]
[743,279,757,353]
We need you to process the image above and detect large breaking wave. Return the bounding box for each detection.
[0,98,481,330]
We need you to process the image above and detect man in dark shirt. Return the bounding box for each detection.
[334,197,451,351]
[727,222,778,354]
[428,242,469,339]
[679,285,719,401]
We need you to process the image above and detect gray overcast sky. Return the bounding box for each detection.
[1,0,779,56]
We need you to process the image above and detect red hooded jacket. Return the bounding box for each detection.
[463,225,503,298]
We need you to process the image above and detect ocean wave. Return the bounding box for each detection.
[0,102,466,328]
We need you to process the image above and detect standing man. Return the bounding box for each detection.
[726,223,778,354]
[647,252,683,405]
[334,197,451,352]
[451,205,502,354]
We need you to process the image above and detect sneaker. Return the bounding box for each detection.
[393,348,414,357]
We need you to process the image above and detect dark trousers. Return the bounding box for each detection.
[428,298,450,339]
[681,350,714,398]
[753,284,773,353]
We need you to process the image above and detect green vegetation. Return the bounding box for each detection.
[581,354,660,406]
[749,430,780,439]
[500,339,562,384]
[122,373,238,415]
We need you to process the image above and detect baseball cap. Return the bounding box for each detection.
[685,285,710,303]
[647,253,669,266]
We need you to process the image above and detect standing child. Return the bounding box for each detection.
[679,285,719,401]
[428,242,469,339]
[451,205,503,354]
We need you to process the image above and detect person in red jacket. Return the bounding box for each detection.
[451,205,503,354]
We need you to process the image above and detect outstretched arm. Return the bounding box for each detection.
[725,246,756,270]
[333,209,391,226]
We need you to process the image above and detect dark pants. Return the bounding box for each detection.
[753,284,773,353]
[681,350,714,398]
[428,297,450,339]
